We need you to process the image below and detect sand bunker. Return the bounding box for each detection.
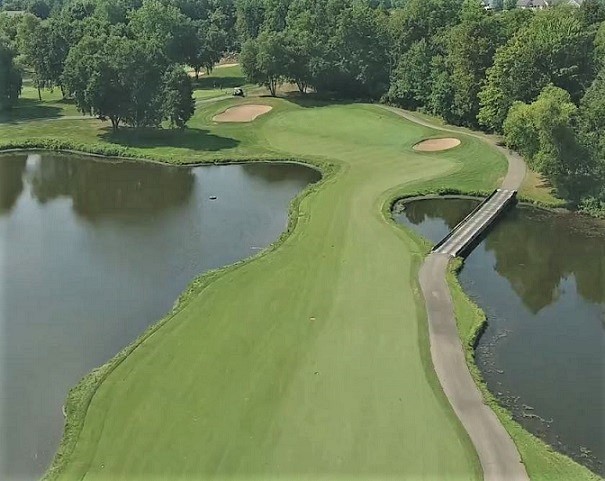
[413,138,461,152]
[213,105,273,123]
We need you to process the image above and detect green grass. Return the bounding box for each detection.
[0,90,596,480]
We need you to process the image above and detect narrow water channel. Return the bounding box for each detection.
[0,152,320,481]
[394,197,605,475]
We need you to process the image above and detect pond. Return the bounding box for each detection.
[394,197,605,475]
[0,152,320,481]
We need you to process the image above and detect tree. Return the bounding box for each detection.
[0,37,22,111]
[577,0,605,27]
[503,0,516,9]
[262,0,291,32]
[18,15,70,96]
[129,0,193,64]
[578,68,605,172]
[595,21,605,69]
[27,0,52,19]
[162,66,195,128]
[281,29,312,93]
[235,0,265,41]
[329,2,390,98]
[438,2,506,126]
[43,17,70,96]
[283,0,343,93]
[63,34,165,130]
[388,0,465,62]
[240,30,288,96]
[503,85,590,200]
[479,7,595,132]
[386,39,434,108]
[185,21,227,79]
[16,13,47,99]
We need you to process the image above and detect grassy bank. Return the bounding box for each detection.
[0,81,595,480]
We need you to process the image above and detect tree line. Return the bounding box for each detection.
[0,0,239,129]
[1,0,604,215]
[235,0,604,215]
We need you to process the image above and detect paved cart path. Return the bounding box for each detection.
[388,106,530,481]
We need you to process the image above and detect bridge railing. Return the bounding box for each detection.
[431,190,498,253]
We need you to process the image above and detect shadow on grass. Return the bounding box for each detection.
[281,92,361,109]
[193,75,245,90]
[100,126,240,152]
[0,99,63,123]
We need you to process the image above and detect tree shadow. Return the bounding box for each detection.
[99,126,240,152]
[281,92,361,109]
[0,99,63,123]
[193,75,245,90]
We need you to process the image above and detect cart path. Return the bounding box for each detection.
[387,106,530,481]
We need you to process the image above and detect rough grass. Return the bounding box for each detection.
[0,88,595,481]
[519,170,566,207]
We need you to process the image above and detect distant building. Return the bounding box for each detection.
[517,0,550,9]
[482,0,582,9]
[481,0,503,10]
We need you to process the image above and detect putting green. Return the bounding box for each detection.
[46,103,509,481]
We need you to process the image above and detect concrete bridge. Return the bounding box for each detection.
[433,189,517,257]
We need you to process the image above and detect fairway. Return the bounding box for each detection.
[42,103,505,481]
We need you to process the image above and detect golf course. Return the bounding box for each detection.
[0,67,598,481]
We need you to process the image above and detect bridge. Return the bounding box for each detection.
[432,189,517,257]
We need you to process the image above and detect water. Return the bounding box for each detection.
[0,152,320,481]
[394,197,605,475]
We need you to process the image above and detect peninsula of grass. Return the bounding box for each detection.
[0,84,596,481]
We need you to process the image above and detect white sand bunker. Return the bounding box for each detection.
[213,105,273,123]
[414,138,461,152]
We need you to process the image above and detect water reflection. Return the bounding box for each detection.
[0,152,319,481]
[402,197,470,230]
[24,154,195,220]
[394,198,605,474]
[0,158,26,213]
[485,208,605,311]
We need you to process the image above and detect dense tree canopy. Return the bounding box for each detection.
[579,69,605,165]
[503,86,588,198]
[0,36,21,111]
[240,29,286,96]
[478,7,595,132]
[62,32,194,130]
